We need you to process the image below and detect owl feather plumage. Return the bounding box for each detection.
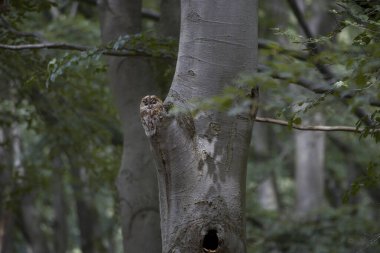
[140,95,164,137]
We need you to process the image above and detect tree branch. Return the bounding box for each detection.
[0,42,170,58]
[254,116,378,133]
[1,41,378,112]
[0,15,44,40]
[286,0,335,80]
[257,66,380,108]
[142,8,160,21]
[286,0,375,126]
[0,39,301,58]
[258,38,307,61]
[286,0,314,39]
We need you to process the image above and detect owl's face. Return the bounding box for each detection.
[140,95,162,110]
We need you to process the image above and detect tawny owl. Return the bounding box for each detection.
[140,95,164,137]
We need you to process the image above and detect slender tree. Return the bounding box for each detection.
[293,0,335,217]
[99,0,162,251]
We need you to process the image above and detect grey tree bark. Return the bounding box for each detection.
[99,0,162,252]
[294,0,333,217]
[141,0,258,252]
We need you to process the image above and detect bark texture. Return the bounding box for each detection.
[143,1,258,252]
[99,0,161,252]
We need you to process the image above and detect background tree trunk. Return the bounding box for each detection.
[52,157,68,253]
[10,125,49,253]
[0,128,13,253]
[252,120,280,211]
[143,0,258,252]
[294,0,334,217]
[159,0,180,38]
[295,113,326,216]
[70,165,102,253]
[99,0,162,252]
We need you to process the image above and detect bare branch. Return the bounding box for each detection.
[286,0,314,39]
[0,42,171,58]
[254,116,378,133]
[0,42,89,51]
[0,39,306,61]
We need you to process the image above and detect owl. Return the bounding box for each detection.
[140,95,164,137]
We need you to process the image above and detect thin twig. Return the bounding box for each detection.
[254,116,375,133]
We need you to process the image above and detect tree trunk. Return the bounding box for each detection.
[141,0,258,252]
[295,113,326,216]
[159,0,180,38]
[20,194,49,253]
[69,165,100,253]
[252,115,280,211]
[294,0,334,217]
[10,125,49,253]
[52,157,68,253]
[257,176,279,211]
[99,0,162,252]
[0,128,14,253]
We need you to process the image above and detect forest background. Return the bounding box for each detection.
[0,0,379,252]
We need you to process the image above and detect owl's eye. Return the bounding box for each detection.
[143,100,148,105]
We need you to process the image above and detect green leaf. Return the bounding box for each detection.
[293,117,302,125]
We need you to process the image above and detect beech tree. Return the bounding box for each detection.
[99,0,162,251]
[139,0,258,252]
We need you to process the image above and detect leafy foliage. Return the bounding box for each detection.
[1,1,122,252]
